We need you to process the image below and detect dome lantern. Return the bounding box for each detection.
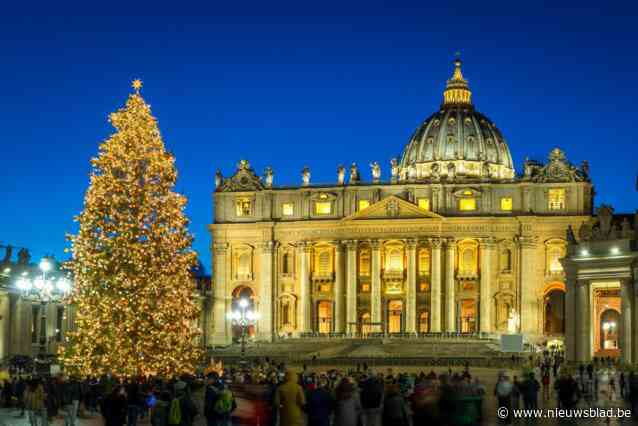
[398,57,515,183]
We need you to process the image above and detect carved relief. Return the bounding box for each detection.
[218,160,264,192]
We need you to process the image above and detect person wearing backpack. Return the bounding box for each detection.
[169,381,198,426]
[211,383,236,426]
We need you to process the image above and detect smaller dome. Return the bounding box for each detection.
[399,58,515,182]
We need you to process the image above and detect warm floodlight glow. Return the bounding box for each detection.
[16,277,31,291]
[239,298,249,309]
[581,249,589,256]
[57,277,71,293]
[610,247,620,255]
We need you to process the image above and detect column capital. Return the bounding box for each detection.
[428,237,443,249]
[516,235,538,248]
[445,238,457,249]
[406,238,418,249]
[479,237,497,249]
[344,240,358,251]
[296,241,313,253]
[213,242,229,255]
[369,239,381,250]
[332,240,346,253]
[258,240,278,253]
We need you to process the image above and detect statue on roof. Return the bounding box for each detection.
[370,161,381,183]
[349,163,359,184]
[263,166,273,188]
[390,158,399,183]
[17,248,30,265]
[1,245,12,265]
[302,167,311,186]
[337,165,345,185]
[214,169,223,189]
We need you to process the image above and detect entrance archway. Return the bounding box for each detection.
[544,286,565,334]
[460,299,477,333]
[231,286,256,340]
[387,300,403,334]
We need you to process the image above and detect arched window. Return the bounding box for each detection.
[461,248,477,275]
[546,240,566,274]
[282,303,291,325]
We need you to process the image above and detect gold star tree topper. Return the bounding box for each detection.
[132,79,143,93]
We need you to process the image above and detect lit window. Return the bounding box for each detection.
[548,188,566,211]
[417,198,431,211]
[459,198,476,211]
[282,203,294,216]
[360,283,370,292]
[236,198,252,216]
[500,197,513,211]
[314,201,332,215]
[419,282,429,292]
[358,199,370,211]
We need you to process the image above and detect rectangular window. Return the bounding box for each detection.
[548,188,566,210]
[314,201,332,215]
[459,198,476,211]
[360,283,370,293]
[358,199,370,211]
[417,198,431,211]
[235,198,252,216]
[282,203,294,216]
[500,197,513,211]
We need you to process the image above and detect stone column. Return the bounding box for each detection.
[430,238,443,332]
[334,242,346,333]
[0,291,10,359]
[445,239,457,332]
[564,277,577,362]
[406,239,417,333]
[258,241,276,341]
[298,242,312,333]
[479,238,496,333]
[345,240,358,334]
[370,240,381,331]
[518,236,538,335]
[576,280,591,362]
[620,279,633,364]
[212,242,230,345]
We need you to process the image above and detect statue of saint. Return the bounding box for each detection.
[17,248,30,265]
[349,163,359,184]
[1,245,12,264]
[390,158,399,182]
[566,225,577,244]
[431,163,440,180]
[407,165,417,180]
[370,161,381,183]
[447,163,456,180]
[301,167,311,186]
[621,217,633,239]
[214,169,223,189]
[507,308,519,334]
[263,166,273,188]
[337,165,345,185]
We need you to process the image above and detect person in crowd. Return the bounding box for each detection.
[541,369,551,401]
[382,382,409,426]
[273,371,306,426]
[24,379,45,426]
[494,372,513,424]
[62,376,82,426]
[511,376,521,410]
[519,372,540,410]
[333,378,361,426]
[410,379,439,424]
[554,371,579,410]
[103,386,128,426]
[359,374,383,426]
[151,391,171,426]
[305,377,334,426]
[620,371,626,399]
[172,381,198,426]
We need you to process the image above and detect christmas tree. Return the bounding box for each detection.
[60,80,202,378]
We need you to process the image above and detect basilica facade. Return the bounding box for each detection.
[209,59,593,345]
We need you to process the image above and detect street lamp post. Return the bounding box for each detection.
[15,257,72,357]
[228,298,259,363]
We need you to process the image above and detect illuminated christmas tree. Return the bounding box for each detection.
[60,80,202,378]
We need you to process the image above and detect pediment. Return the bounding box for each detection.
[342,195,443,221]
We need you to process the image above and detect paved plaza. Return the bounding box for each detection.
[0,367,635,425]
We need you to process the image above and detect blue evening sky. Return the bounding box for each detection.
[1,1,637,272]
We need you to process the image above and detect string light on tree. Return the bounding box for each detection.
[59,80,202,378]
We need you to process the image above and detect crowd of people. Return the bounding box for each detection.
[0,354,636,426]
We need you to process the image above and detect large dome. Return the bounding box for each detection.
[398,59,515,182]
